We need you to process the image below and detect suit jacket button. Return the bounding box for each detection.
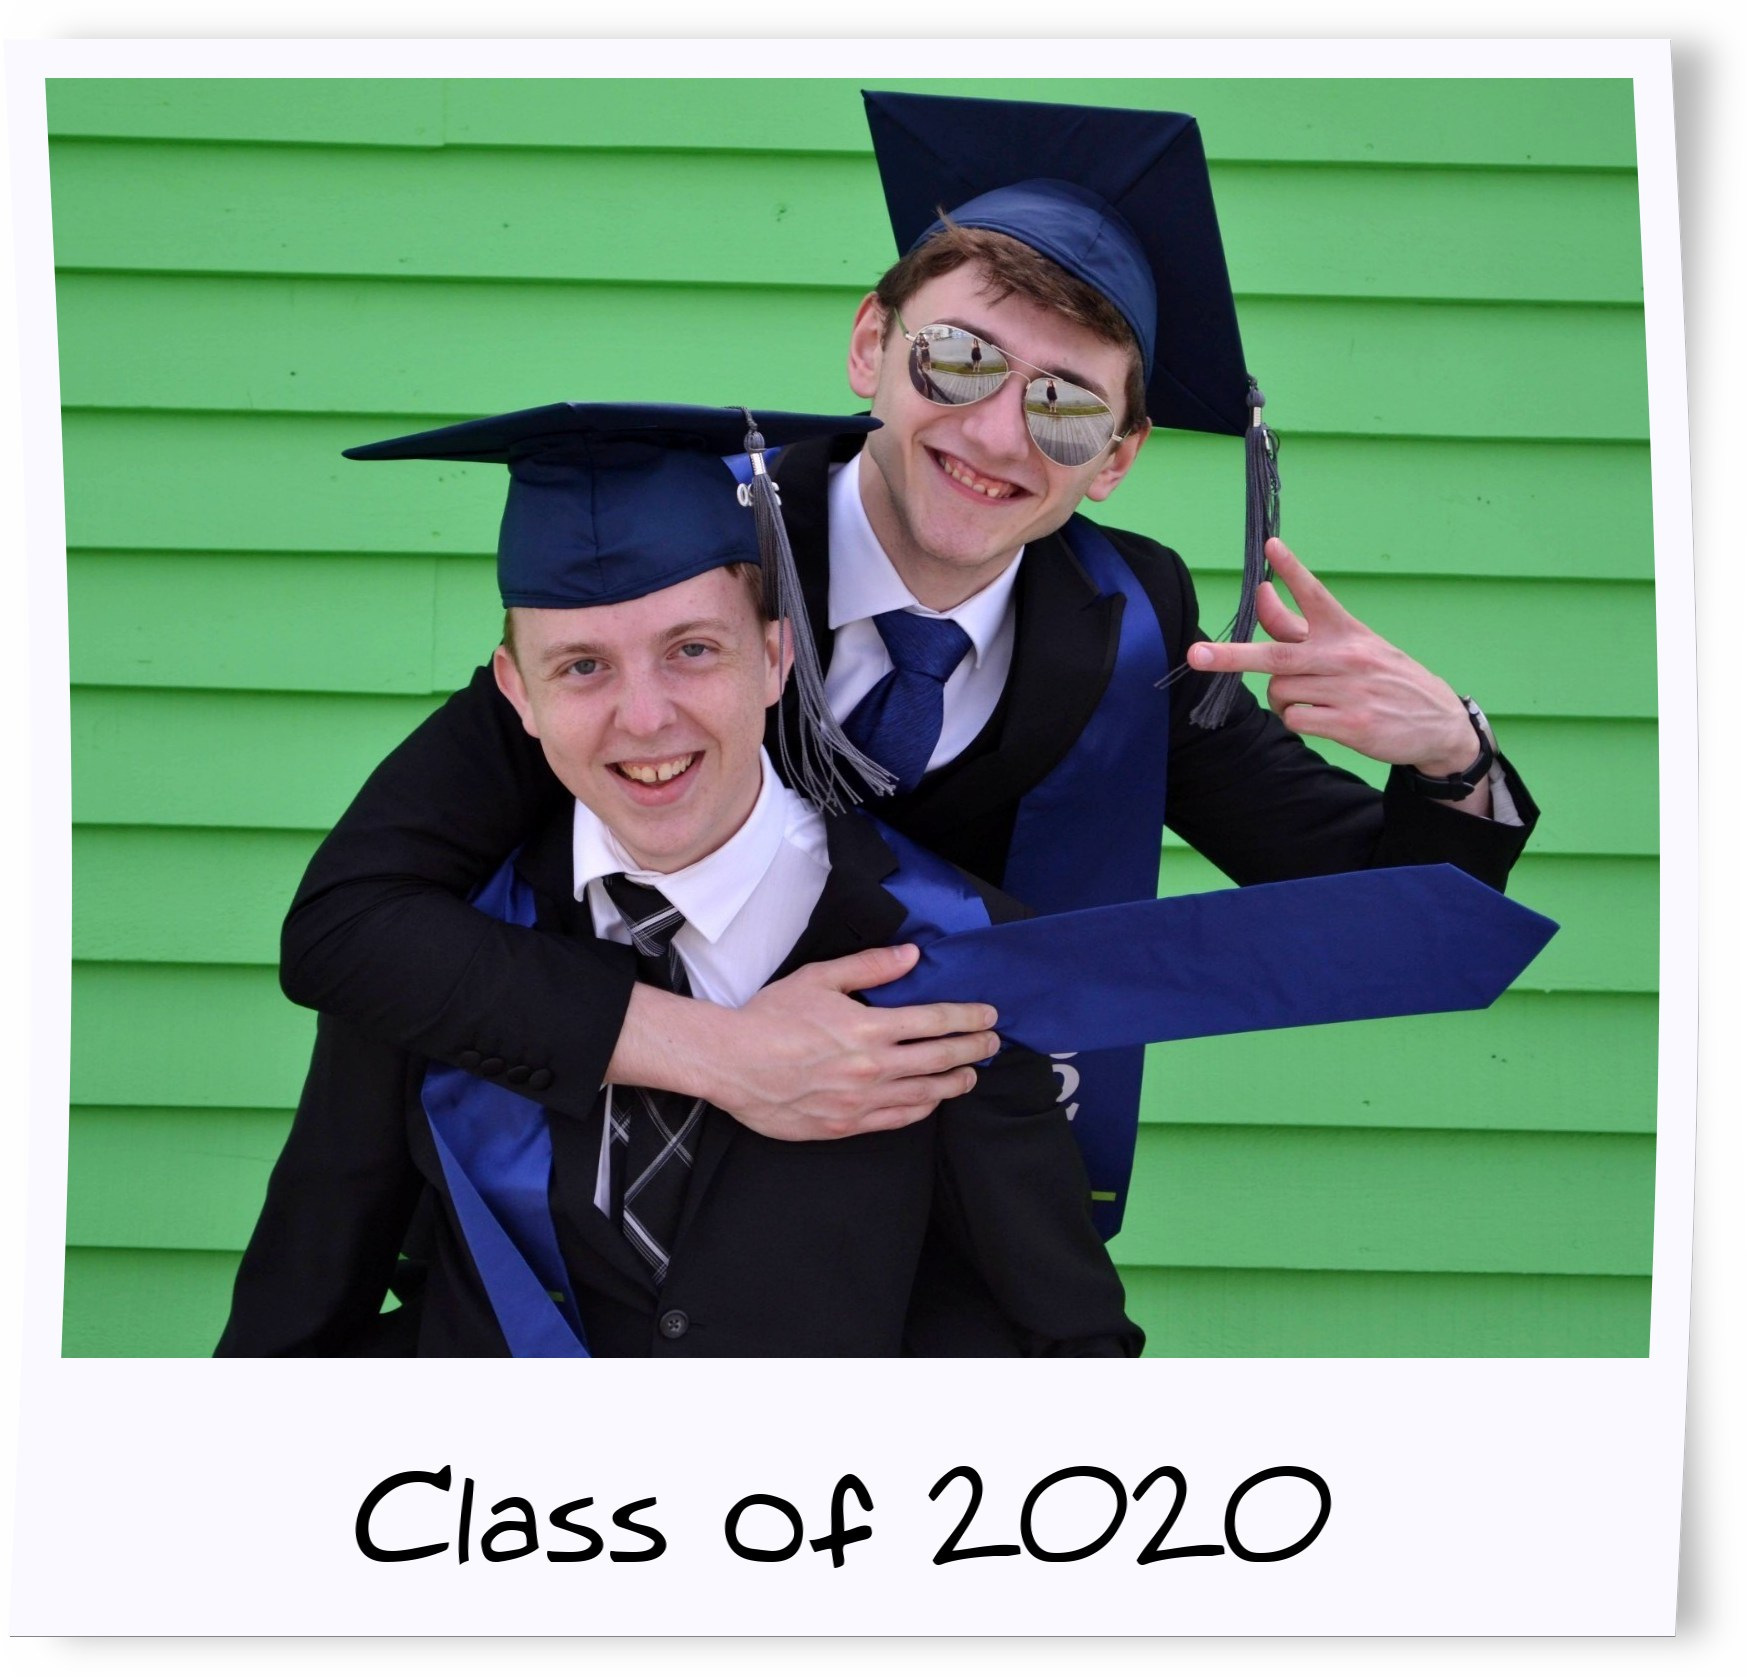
[457,1050,482,1070]
[658,1310,689,1340]
[506,1064,531,1084]
[479,1056,507,1076]
[528,1069,554,1091]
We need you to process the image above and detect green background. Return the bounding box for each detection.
[51,77,1656,1357]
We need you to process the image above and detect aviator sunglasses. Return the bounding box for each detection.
[898,316,1132,470]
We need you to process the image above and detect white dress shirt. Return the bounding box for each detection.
[823,456,1020,773]
[573,752,831,1216]
[571,749,829,1007]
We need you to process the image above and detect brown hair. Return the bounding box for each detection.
[500,560,770,662]
[873,221,1148,434]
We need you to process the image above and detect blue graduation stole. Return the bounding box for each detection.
[419,824,1555,1356]
[995,514,1174,1238]
[419,858,592,1358]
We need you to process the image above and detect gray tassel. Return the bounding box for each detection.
[1187,379,1281,730]
[739,413,897,810]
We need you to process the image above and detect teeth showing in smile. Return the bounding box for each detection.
[937,451,1019,500]
[616,754,697,785]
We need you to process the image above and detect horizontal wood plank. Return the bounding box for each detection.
[63,1247,242,1357]
[58,1247,1650,1359]
[66,1100,1652,1279]
[1139,991,1656,1136]
[70,983,1653,1136]
[71,683,1662,836]
[1110,1125,1654,1275]
[68,1107,290,1251]
[66,547,1657,723]
[49,137,1643,304]
[55,279,1648,444]
[72,689,445,830]
[72,964,318,1110]
[46,78,1638,169]
[1119,1265,1649,1356]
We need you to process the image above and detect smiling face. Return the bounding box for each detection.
[846,262,1149,609]
[492,566,788,874]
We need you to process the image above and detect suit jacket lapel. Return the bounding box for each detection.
[901,522,1123,830]
[670,811,910,1239]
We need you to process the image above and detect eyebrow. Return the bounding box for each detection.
[935,315,1110,403]
[537,617,739,667]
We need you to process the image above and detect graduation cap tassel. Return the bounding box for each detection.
[1189,380,1281,730]
[739,416,898,811]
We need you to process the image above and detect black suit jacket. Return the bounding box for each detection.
[221,809,1141,1358]
[280,435,1538,1124]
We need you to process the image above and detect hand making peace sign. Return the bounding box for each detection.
[1186,538,1483,782]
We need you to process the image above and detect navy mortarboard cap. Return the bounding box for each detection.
[345,402,895,808]
[862,89,1279,727]
[344,402,872,609]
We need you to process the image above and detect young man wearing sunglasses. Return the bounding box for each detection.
[280,92,1536,1235]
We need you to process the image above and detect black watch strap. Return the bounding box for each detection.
[1410,697,1495,801]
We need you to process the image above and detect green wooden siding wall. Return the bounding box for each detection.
[50,77,1654,1358]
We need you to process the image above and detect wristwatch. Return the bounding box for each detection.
[1410,697,1496,801]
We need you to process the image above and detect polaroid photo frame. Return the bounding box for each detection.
[6,37,1692,1636]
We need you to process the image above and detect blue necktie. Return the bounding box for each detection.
[843,610,974,794]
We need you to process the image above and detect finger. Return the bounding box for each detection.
[1274,698,1340,742]
[1254,579,1309,643]
[869,999,1000,1039]
[880,1032,1002,1077]
[1265,673,1348,712]
[1187,637,1300,675]
[805,943,921,994]
[843,1083,970,1132]
[1265,538,1352,630]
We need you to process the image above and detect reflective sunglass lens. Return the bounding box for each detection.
[908,326,1011,405]
[1023,380,1116,468]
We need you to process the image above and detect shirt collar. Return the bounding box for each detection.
[570,749,787,946]
[825,456,1022,670]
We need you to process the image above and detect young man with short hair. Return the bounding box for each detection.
[218,405,1140,1357]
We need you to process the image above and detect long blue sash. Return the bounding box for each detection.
[997,515,1173,1238]
[419,857,590,1358]
[868,853,1557,1051]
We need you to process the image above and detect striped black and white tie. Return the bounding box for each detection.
[600,873,705,1284]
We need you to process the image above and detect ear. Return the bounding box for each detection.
[846,291,889,402]
[1082,420,1149,504]
[763,616,795,708]
[491,642,541,738]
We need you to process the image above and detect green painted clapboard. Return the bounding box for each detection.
[50,75,1656,1358]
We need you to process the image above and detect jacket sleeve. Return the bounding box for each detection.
[1104,527,1539,892]
[907,1046,1143,1358]
[280,666,634,1121]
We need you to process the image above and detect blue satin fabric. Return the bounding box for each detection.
[1000,514,1174,1237]
[873,861,1556,1054]
[419,856,590,1357]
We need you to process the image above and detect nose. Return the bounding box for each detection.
[955,371,1035,466]
[613,663,677,737]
